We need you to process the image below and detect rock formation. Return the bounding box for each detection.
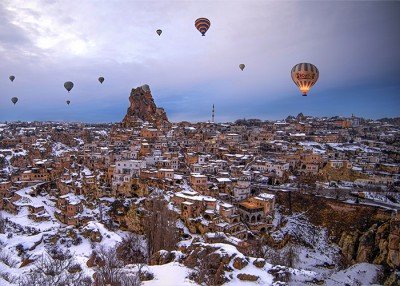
[336,213,400,270]
[122,84,169,127]
[274,191,398,284]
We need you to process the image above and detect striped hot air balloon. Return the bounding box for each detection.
[291,63,319,96]
[195,18,210,36]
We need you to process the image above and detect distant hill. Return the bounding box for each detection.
[377,117,400,125]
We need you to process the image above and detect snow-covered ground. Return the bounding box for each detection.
[325,263,382,286]
[0,186,384,285]
[0,186,126,285]
[144,262,195,286]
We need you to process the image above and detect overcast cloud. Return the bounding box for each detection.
[0,0,399,122]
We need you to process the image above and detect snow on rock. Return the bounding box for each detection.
[94,130,108,137]
[52,142,77,157]
[83,221,123,246]
[325,263,382,286]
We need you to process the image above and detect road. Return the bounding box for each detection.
[252,183,400,211]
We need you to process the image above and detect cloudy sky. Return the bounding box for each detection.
[0,0,399,123]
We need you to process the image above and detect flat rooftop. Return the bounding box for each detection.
[239,201,263,210]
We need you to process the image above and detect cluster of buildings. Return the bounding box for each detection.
[0,114,399,242]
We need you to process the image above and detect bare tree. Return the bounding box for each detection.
[0,250,18,268]
[19,248,91,286]
[142,196,179,258]
[117,233,146,265]
[117,233,147,283]
[263,243,299,269]
[93,245,141,286]
[93,245,124,286]
[285,243,300,268]
[0,212,5,234]
[119,272,141,286]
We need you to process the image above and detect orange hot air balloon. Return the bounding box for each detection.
[195,18,210,36]
[291,63,319,96]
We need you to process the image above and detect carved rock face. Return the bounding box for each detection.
[122,85,169,127]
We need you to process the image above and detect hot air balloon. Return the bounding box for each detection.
[156,29,162,36]
[66,100,71,105]
[11,97,18,105]
[9,75,15,82]
[64,81,74,93]
[195,18,210,36]
[291,63,319,96]
[98,77,104,84]
[142,84,150,92]
[239,64,245,71]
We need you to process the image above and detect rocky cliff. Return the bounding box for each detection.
[122,85,169,127]
[338,213,400,269]
[275,192,399,284]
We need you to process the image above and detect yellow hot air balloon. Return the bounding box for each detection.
[291,63,319,96]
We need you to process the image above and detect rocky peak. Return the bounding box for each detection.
[122,85,169,127]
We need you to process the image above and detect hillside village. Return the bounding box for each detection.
[0,86,399,285]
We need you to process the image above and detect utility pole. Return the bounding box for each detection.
[212,104,215,123]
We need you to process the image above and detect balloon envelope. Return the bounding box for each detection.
[9,75,15,82]
[239,64,245,71]
[64,81,74,92]
[291,63,319,96]
[156,29,162,36]
[98,77,104,84]
[11,97,18,105]
[195,18,210,36]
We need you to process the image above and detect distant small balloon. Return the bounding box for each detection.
[239,64,245,71]
[11,97,18,105]
[66,100,71,105]
[9,75,15,82]
[98,77,104,84]
[156,29,162,36]
[64,81,74,93]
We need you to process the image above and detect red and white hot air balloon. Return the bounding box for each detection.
[291,63,319,96]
